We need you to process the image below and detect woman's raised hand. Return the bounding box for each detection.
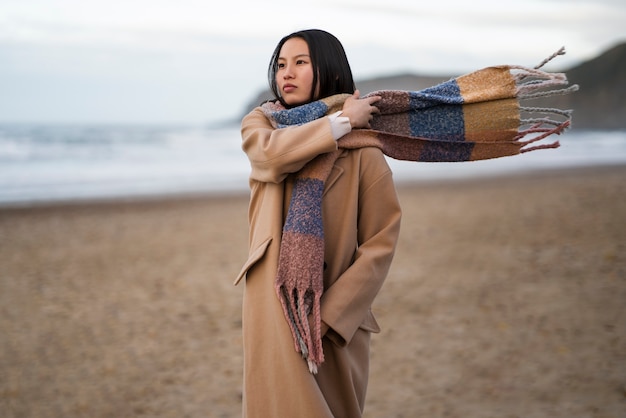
[341,90,381,129]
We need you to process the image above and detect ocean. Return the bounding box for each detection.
[1,124,625,206]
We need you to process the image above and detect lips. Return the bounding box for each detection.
[283,84,296,93]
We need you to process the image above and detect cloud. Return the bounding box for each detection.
[0,0,624,123]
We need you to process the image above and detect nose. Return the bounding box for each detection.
[283,63,294,79]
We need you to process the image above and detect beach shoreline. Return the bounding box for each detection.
[1,164,625,417]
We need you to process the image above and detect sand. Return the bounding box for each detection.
[1,165,625,418]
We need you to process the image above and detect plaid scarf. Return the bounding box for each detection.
[262,48,578,373]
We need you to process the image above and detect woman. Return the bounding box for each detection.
[235,29,402,417]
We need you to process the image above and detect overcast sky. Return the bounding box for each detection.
[1,0,624,125]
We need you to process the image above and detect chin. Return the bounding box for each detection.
[283,92,312,106]
[284,98,307,107]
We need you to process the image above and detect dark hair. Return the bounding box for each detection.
[268,29,356,107]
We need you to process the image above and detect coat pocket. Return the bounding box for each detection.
[233,237,273,285]
[359,310,381,334]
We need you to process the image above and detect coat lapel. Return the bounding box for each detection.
[323,163,344,197]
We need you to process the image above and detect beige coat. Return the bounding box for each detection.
[236,107,401,418]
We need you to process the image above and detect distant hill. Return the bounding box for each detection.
[239,42,626,130]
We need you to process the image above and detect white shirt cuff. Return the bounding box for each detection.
[328,111,352,140]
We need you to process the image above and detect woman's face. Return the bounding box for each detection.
[276,37,315,106]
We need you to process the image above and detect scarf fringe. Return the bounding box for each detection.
[518,83,579,100]
[520,106,573,119]
[276,285,324,373]
[515,46,566,81]
[512,47,579,99]
[534,46,566,69]
[512,47,577,153]
[517,120,570,151]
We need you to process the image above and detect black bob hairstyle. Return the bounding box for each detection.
[268,29,356,108]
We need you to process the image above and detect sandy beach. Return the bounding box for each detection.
[1,164,625,418]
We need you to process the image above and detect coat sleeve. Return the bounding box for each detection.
[241,107,339,184]
[319,148,402,346]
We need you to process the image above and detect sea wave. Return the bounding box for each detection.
[0,124,624,205]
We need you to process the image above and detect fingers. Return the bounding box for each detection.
[367,95,382,104]
[353,89,380,102]
[365,95,381,121]
[343,90,382,129]
[357,91,380,112]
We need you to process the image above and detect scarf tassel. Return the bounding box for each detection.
[275,227,326,373]
[517,119,570,152]
[513,47,579,99]
[277,284,324,374]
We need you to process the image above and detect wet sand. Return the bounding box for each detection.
[1,165,624,417]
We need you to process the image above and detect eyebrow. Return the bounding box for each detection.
[277,54,310,61]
